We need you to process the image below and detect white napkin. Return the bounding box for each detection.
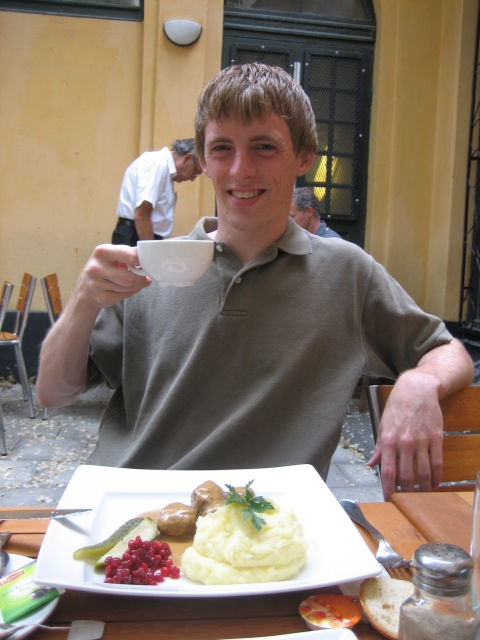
[67,620,105,640]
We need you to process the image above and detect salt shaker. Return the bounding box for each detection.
[398,542,477,640]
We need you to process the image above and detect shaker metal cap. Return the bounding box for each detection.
[412,542,474,596]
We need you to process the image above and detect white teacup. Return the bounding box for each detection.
[129,239,214,287]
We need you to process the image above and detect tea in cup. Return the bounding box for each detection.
[129,239,214,287]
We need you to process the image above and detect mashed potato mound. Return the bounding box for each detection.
[181,500,308,585]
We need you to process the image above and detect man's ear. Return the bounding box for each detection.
[199,158,210,178]
[306,206,315,220]
[295,151,316,177]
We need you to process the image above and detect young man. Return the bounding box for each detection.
[37,63,473,500]
[111,139,202,246]
[290,187,342,239]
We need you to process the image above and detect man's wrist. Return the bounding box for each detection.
[394,368,441,397]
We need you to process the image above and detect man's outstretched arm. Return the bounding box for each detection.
[368,338,474,500]
[36,244,151,408]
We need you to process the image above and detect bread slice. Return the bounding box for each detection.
[359,577,414,639]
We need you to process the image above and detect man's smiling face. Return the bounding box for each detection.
[201,111,314,245]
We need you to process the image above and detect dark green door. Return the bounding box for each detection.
[222,35,373,246]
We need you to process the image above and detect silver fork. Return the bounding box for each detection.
[339,499,411,569]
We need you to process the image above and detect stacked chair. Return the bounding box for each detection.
[39,274,63,420]
[0,274,37,455]
[0,281,14,455]
[0,281,14,331]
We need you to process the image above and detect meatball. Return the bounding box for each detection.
[157,502,197,537]
[191,480,226,516]
[201,499,226,516]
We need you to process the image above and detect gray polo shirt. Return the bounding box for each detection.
[86,217,451,478]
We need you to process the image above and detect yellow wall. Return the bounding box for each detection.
[0,0,478,321]
[367,0,478,319]
[0,11,143,306]
[0,1,221,310]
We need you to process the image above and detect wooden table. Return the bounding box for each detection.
[1,494,473,640]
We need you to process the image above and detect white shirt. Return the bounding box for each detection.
[116,148,177,237]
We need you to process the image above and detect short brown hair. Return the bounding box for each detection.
[195,63,318,162]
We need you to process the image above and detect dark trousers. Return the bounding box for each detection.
[111,219,163,247]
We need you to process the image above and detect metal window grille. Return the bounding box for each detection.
[303,53,362,219]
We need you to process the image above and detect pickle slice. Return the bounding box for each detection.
[73,517,144,561]
[95,517,158,566]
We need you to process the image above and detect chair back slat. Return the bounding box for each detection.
[16,273,36,340]
[374,385,392,414]
[40,273,63,325]
[16,273,32,314]
[0,282,14,330]
[366,383,480,491]
[442,434,480,484]
[440,387,480,432]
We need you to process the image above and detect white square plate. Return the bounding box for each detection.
[35,464,380,597]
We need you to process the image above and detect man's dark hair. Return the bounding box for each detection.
[292,187,321,220]
[171,139,196,156]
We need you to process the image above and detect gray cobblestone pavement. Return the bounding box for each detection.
[0,384,383,506]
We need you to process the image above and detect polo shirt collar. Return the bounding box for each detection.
[163,147,177,180]
[276,216,313,255]
[191,216,312,257]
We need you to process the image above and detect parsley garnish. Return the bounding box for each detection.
[225,479,275,531]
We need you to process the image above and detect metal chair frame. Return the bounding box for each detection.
[366,383,480,492]
[0,276,36,455]
[0,282,14,455]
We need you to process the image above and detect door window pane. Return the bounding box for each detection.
[234,48,289,69]
[224,0,368,20]
[333,125,355,154]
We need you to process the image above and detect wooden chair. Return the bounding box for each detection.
[39,274,63,420]
[366,384,480,492]
[0,274,36,454]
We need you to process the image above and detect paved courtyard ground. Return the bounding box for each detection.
[0,383,383,506]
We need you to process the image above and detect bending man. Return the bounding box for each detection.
[112,139,202,246]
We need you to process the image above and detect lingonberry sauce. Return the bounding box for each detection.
[104,536,181,585]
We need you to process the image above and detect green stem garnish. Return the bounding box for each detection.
[225,479,275,531]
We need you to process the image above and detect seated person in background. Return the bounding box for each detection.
[290,187,342,239]
[37,63,474,501]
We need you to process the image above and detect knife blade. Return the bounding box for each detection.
[0,508,92,520]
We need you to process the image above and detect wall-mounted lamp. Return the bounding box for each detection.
[163,20,202,47]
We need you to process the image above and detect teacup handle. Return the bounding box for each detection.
[127,264,146,277]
